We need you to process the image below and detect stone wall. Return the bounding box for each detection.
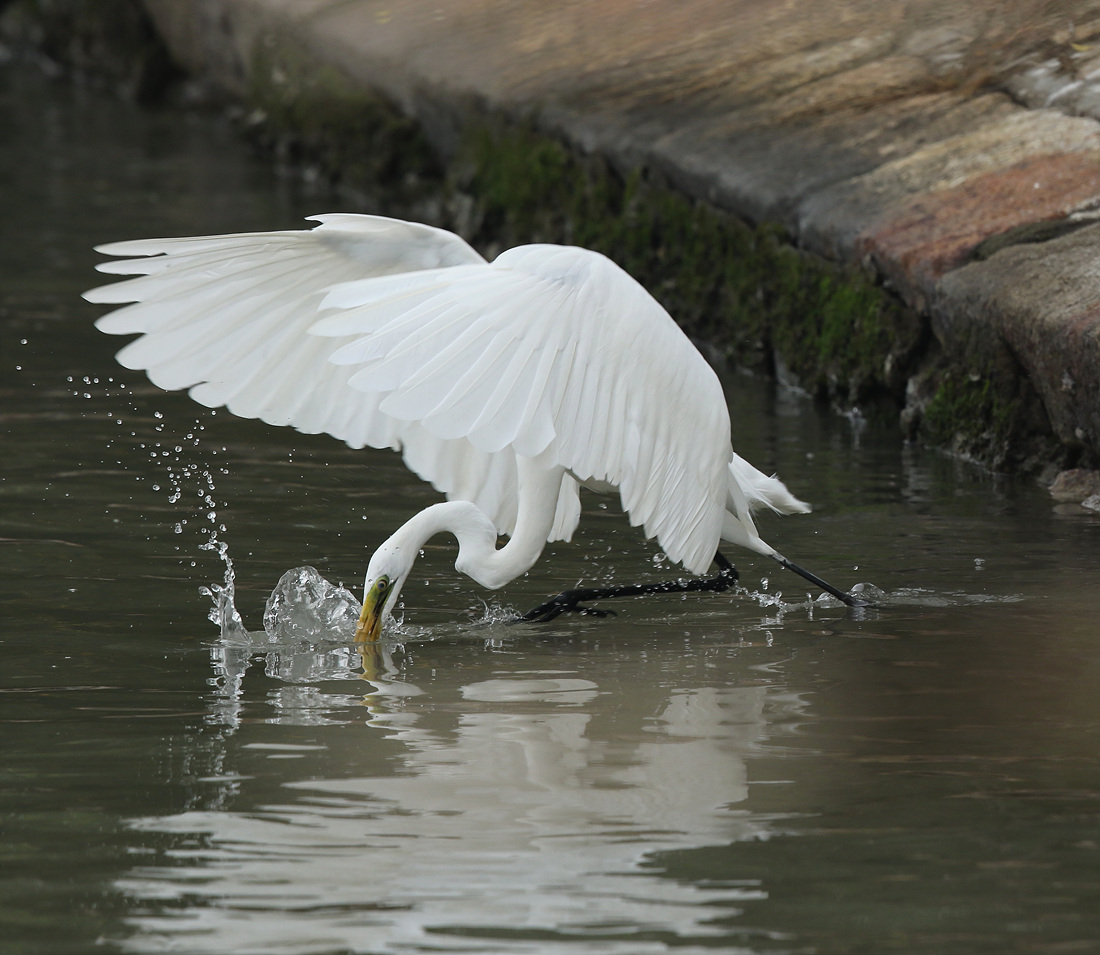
[7,0,1100,477]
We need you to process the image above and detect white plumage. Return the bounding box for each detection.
[86,213,832,639]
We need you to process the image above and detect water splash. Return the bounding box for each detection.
[198,538,247,642]
[184,433,248,642]
[262,566,361,640]
[742,581,1024,621]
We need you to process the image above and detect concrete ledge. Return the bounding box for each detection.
[12,0,1100,474]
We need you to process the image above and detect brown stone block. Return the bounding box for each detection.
[861,150,1100,303]
[936,223,1100,454]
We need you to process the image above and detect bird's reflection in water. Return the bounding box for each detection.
[120,614,796,954]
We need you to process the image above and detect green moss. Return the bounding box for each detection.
[458,121,919,405]
[921,370,1029,467]
[766,242,907,401]
[924,374,993,443]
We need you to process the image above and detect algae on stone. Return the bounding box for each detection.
[920,366,1058,472]
[459,121,923,410]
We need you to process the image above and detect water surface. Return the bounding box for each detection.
[2,64,1099,955]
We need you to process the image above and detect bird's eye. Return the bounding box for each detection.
[377,578,389,591]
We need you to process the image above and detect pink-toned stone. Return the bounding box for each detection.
[860,151,1100,302]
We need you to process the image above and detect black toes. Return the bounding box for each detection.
[514,590,620,623]
[515,556,740,624]
[574,604,616,618]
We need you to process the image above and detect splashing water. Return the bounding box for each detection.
[199,561,366,644]
[198,538,247,642]
[262,566,361,640]
[181,434,249,642]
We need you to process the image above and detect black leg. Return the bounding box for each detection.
[515,552,740,623]
[772,553,873,608]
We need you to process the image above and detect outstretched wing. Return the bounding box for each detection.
[86,214,547,538]
[311,243,732,573]
[87,216,731,572]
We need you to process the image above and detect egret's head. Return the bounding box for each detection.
[354,545,412,643]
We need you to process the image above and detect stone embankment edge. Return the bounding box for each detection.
[7,0,1100,485]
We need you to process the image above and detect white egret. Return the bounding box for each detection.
[85,213,867,641]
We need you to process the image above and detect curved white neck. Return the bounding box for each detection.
[378,457,566,591]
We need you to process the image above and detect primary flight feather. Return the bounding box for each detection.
[85,213,862,640]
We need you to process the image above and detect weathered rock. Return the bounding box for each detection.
[805,108,1100,310]
[937,225,1100,463]
[1050,468,1100,503]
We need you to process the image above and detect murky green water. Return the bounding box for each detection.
[3,63,1100,955]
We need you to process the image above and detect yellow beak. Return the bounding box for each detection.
[354,577,389,643]
[355,599,383,643]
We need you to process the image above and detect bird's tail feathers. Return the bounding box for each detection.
[728,453,811,515]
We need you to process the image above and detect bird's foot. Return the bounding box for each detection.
[515,553,739,624]
[514,591,619,623]
[771,554,875,610]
